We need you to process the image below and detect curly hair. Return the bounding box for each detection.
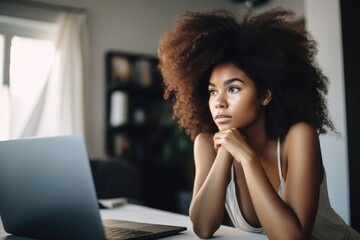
[158,7,336,140]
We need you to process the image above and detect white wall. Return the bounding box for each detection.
[305,0,349,222]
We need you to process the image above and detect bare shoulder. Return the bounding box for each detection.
[194,132,214,146]
[194,133,216,165]
[283,122,320,154]
[283,122,323,181]
[286,122,319,139]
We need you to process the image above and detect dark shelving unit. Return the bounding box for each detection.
[104,51,194,212]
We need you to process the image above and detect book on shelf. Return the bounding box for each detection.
[110,91,128,127]
[134,58,152,87]
[111,56,133,84]
[114,133,131,158]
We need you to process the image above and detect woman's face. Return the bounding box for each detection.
[208,62,265,132]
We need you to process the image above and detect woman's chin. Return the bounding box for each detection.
[217,124,233,131]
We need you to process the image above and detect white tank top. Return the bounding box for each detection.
[225,139,360,239]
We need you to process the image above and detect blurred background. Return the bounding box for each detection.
[0,0,358,232]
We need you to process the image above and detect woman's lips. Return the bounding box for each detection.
[215,114,232,124]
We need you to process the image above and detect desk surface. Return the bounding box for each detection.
[0,203,268,239]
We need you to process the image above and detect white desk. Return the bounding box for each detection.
[0,203,268,239]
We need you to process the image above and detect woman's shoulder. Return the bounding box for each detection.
[282,122,322,165]
[282,122,324,186]
[194,133,217,164]
[194,132,214,145]
[194,133,215,154]
[284,122,319,143]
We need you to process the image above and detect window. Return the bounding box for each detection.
[9,36,55,137]
[0,33,8,139]
[0,34,4,84]
[0,15,57,139]
[0,3,88,142]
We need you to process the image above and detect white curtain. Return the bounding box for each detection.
[19,11,89,139]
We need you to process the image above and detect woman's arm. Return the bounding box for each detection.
[189,133,233,239]
[215,123,323,240]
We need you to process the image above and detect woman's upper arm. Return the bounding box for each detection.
[192,133,216,195]
[283,122,324,233]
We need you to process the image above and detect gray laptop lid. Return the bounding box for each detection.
[0,135,187,240]
[0,135,105,240]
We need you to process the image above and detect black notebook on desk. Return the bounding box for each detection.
[0,135,186,240]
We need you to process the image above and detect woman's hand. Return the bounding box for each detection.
[213,128,255,164]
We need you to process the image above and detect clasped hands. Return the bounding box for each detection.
[213,128,255,165]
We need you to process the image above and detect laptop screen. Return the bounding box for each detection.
[0,135,105,240]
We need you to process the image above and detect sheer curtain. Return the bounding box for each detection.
[19,11,89,139]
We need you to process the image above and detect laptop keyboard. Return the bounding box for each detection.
[104,226,154,240]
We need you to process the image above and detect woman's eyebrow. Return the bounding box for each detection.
[224,78,244,85]
[208,78,244,87]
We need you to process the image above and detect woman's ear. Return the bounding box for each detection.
[261,90,272,106]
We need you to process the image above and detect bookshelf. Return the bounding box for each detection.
[105,51,193,212]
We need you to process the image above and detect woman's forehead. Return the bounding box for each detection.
[209,62,252,84]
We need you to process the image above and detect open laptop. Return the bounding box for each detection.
[0,135,186,240]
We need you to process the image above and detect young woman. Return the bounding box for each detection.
[158,8,360,240]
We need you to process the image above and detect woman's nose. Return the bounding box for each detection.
[215,95,227,108]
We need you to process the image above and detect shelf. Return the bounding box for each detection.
[104,50,193,169]
[106,84,163,99]
[107,122,172,131]
[104,51,194,213]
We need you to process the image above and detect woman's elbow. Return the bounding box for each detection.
[192,224,216,239]
[189,202,221,238]
[190,215,219,239]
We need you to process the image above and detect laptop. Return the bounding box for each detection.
[0,135,186,240]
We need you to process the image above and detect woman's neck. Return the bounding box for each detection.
[241,112,273,156]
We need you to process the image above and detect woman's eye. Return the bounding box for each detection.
[229,86,240,93]
[208,89,217,96]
